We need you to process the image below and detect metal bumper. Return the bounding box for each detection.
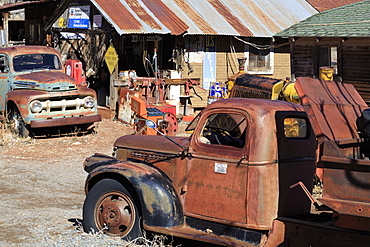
[30,114,101,128]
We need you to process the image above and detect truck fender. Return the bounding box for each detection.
[85,160,184,228]
[6,90,37,121]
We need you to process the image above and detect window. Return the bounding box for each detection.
[185,111,201,132]
[0,55,9,73]
[244,38,274,74]
[27,21,42,44]
[284,118,307,138]
[199,113,246,148]
[318,46,338,74]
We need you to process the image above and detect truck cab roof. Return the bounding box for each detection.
[0,46,60,56]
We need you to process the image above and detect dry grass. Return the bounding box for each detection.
[0,123,29,146]
[124,234,179,247]
[77,221,178,247]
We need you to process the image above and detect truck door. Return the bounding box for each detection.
[182,109,249,223]
[275,111,316,217]
[0,54,10,112]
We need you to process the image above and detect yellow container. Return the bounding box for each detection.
[319,66,334,81]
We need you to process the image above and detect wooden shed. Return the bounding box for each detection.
[275,0,370,104]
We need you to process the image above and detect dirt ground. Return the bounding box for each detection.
[0,119,212,246]
[0,119,134,246]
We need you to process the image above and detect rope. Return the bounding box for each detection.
[234,36,290,50]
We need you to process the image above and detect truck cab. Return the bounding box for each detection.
[82,98,316,246]
[0,46,100,137]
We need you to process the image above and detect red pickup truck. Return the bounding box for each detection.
[81,78,370,246]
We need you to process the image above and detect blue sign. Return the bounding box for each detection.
[68,19,89,29]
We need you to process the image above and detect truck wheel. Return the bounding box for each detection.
[8,107,29,138]
[83,179,143,241]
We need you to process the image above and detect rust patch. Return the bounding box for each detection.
[173,0,216,34]
[141,0,189,35]
[306,0,363,12]
[94,0,142,30]
[207,0,253,36]
[126,0,162,30]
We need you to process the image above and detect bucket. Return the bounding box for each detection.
[319,66,334,81]
[169,85,181,100]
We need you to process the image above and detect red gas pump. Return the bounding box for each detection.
[65,59,87,86]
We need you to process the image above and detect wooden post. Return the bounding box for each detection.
[289,38,295,81]
[109,62,119,110]
[3,12,9,46]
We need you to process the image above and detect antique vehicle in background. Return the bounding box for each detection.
[227,57,299,104]
[81,77,370,246]
[0,46,101,137]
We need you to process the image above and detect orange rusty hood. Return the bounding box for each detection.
[13,71,78,91]
[295,77,368,142]
[114,134,190,154]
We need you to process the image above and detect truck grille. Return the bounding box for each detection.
[131,151,171,161]
[30,96,95,113]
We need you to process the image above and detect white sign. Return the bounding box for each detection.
[188,52,204,64]
[93,15,102,28]
[68,6,90,29]
[214,163,227,174]
[60,32,86,40]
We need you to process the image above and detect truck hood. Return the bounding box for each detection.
[295,77,368,142]
[114,134,190,154]
[12,71,78,91]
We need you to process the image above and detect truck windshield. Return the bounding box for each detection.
[13,54,62,72]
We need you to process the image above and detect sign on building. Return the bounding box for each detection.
[68,6,90,29]
[203,36,216,90]
[105,45,119,74]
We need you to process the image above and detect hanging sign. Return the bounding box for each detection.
[105,45,119,74]
[58,17,67,28]
[68,6,90,29]
[203,36,216,90]
[93,15,102,28]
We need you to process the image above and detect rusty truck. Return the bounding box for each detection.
[0,46,101,137]
[81,77,370,246]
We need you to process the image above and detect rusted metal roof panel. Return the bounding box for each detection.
[91,0,318,37]
[91,0,188,35]
[161,0,318,36]
[214,0,318,36]
[295,77,368,142]
[0,0,48,11]
[306,0,364,12]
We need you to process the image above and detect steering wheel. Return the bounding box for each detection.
[206,126,245,148]
[204,127,232,145]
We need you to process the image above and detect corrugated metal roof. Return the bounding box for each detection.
[91,0,318,37]
[0,0,49,11]
[91,0,188,35]
[306,0,364,12]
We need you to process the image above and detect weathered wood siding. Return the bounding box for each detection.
[341,45,370,103]
[292,39,370,104]
[292,44,316,78]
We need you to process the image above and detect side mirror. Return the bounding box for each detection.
[145,119,157,130]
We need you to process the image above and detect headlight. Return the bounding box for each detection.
[84,97,95,108]
[30,100,43,113]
